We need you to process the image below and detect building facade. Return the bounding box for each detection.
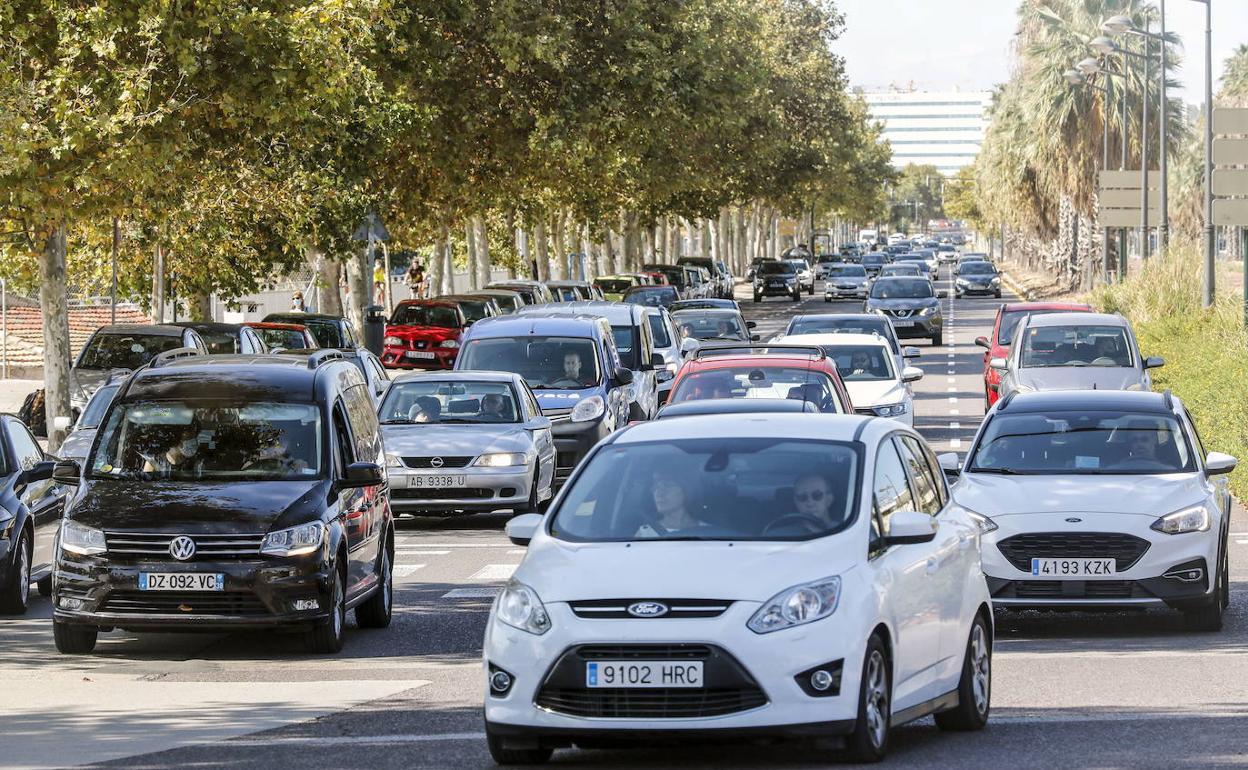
[860,90,992,176]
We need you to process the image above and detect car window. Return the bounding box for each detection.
[1019,325,1133,368]
[897,436,941,516]
[77,333,184,370]
[826,344,895,382]
[672,367,840,412]
[6,418,43,471]
[459,335,602,390]
[873,439,915,533]
[332,403,354,470]
[78,384,121,429]
[342,384,381,461]
[392,304,460,327]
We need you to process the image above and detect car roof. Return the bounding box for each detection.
[167,321,242,333]
[544,280,593,287]
[658,398,818,418]
[1023,311,1125,327]
[396,298,459,307]
[244,321,308,331]
[264,312,343,323]
[122,354,357,402]
[517,301,643,323]
[465,314,608,337]
[1002,390,1173,415]
[683,353,826,370]
[389,369,523,385]
[439,294,492,303]
[91,324,187,337]
[624,284,676,293]
[613,413,882,445]
[672,308,740,317]
[1002,301,1092,312]
[778,332,888,348]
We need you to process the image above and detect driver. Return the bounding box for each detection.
[636,469,705,537]
[793,473,837,525]
[409,395,442,423]
[142,424,201,474]
[1093,336,1121,364]
[715,320,734,339]
[1114,427,1160,466]
[848,350,873,376]
[559,351,590,387]
[244,432,310,474]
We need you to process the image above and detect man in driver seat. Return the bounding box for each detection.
[793,473,837,526]
[560,350,591,387]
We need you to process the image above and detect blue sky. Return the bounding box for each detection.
[834,1,1247,104]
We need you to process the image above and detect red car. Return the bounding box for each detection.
[666,345,854,414]
[382,299,471,370]
[243,321,319,351]
[975,301,1092,407]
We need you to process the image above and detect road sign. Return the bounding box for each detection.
[1097,169,1158,228]
[1213,138,1248,166]
[1212,108,1248,135]
[351,212,391,242]
[1098,170,1157,189]
[1212,199,1248,227]
[1100,209,1162,227]
[1100,188,1161,208]
[1212,169,1248,198]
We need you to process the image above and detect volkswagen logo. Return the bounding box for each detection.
[430,456,444,469]
[169,536,197,561]
[627,602,669,618]
[1065,517,1083,523]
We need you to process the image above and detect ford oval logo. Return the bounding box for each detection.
[1065,517,1082,523]
[169,536,197,561]
[627,602,669,618]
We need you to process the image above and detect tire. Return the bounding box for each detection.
[523,468,541,514]
[824,296,832,303]
[792,290,801,302]
[37,575,53,597]
[53,620,98,654]
[355,545,393,629]
[1184,547,1227,632]
[0,527,32,614]
[753,294,761,303]
[844,634,890,763]
[808,284,814,296]
[304,562,347,653]
[935,614,992,731]
[486,726,553,765]
[931,332,943,347]
[994,290,1002,299]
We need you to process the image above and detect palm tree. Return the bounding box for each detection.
[1221,45,1248,104]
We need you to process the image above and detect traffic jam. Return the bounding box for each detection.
[1,238,1237,765]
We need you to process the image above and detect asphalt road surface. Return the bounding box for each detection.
[3,268,1246,769]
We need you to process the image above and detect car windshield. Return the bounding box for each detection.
[89,401,322,481]
[253,327,308,350]
[959,263,996,276]
[870,278,932,299]
[671,367,841,412]
[784,260,809,271]
[480,294,520,313]
[302,320,343,348]
[881,265,921,276]
[78,384,121,429]
[456,301,492,323]
[829,265,867,277]
[379,381,520,424]
[673,311,748,341]
[595,279,632,294]
[757,262,793,276]
[391,304,459,328]
[969,411,1194,475]
[998,309,1071,346]
[646,314,672,347]
[550,438,860,542]
[1019,325,1133,368]
[78,334,184,370]
[862,255,886,266]
[825,345,895,382]
[458,335,602,389]
[624,287,675,307]
[194,330,239,355]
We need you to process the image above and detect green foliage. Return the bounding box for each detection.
[887,164,945,232]
[943,164,982,228]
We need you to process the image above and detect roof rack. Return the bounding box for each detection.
[693,344,825,361]
[148,347,203,369]
[307,349,345,369]
[1163,388,1174,412]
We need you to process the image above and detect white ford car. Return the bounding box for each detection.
[776,333,923,426]
[484,414,993,764]
[946,390,1236,631]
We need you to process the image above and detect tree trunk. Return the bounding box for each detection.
[344,246,369,334]
[40,224,72,449]
[310,248,343,316]
[579,222,593,280]
[473,215,491,287]
[514,222,528,280]
[553,212,567,280]
[187,290,212,322]
[151,242,165,323]
[534,220,549,280]
[465,221,479,290]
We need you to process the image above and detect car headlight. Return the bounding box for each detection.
[60,520,107,556]
[748,576,841,634]
[990,276,1001,284]
[665,362,679,375]
[474,452,527,467]
[439,339,459,349]
[918,306,936,316]
[495,579,551,635]
[964,509,998,534]
[383,336,403,346]
[1150,506,1210,535]
[261,522,325,556]
[570,395,605,423]
[872,402,908,417]
[385,453,405,468]
[956,278,969,286]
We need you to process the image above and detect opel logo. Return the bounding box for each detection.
[627,602,669,618]
[1065,517,1082,523]
[430,457,444,469]
[169,536,197,561]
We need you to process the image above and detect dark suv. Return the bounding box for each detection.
[50,350,393,654]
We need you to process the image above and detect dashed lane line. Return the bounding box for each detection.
[468,564,519,581]
[395,565,426,578]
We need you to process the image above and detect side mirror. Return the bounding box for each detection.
[20,459,56,486]
[936,290,948,299]
[884,510,938,546]
[902,346,921,359]
[989,357,1008,371]
[463,319,475,327]
[937,452,961,477]
[339,461,383,489]
[974,336,991,350]
[52,460,82,486]
[750,334,760,341]
[648,352,665,370]
[657,368,675,383]
[746,321,757,329]
[1205,451,1238,476]
[614,366,634,385]
[525,416,552,431]
[506,512,544,545]
[53,415,73,432]
[680,337,700,357]
[1143,356,1165,369]
[902,366,924,383]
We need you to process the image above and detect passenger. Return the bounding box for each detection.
[409,395,443,423]
[141,424,201,475]
[243,431,310,475]
[715,320,735,339]
[680,323,696,340]
[636,469,705,537]
[793,473,837,524]
[479,393,510,421]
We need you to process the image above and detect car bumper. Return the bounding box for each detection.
[881,317,942,338]
[388,465,535,514]
[483,602,865,738]
[825,286,867,299]
[753,285,798,297]
[381,345,457,369]
[551,417,612,488]
[955,285,1000,296]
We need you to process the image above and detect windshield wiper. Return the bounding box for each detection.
[972,467,1022,475]
[380,418,414,425]
[437,418,483,424]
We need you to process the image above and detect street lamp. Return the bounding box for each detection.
[1067,64,1114,283]
[1187,0,1214,307]
[1076,57,1102,75]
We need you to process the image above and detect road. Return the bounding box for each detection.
[3,269,1246,769]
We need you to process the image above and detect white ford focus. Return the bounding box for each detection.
[483,414,993,764]
[948,390,1236,630]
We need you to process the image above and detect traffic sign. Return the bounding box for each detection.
[1212,169,1248,198]
[351,212,391,242]
[1212,108,1248,135]
[1212,199,1248,227]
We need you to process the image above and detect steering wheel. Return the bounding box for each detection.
[549,377,582,388]
[762,514,826,537]
[1090,357,1117,366]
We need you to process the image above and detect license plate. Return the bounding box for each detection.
[586,661,704,689]
[139,573,224,591]
[1030,558,1115,577]
[405,351,436,359]
[891,320,916,328]
[769,282,784,287]
[410,475,467,488]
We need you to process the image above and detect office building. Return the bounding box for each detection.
[860,90,992,176]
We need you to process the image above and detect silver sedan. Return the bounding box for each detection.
[378,371,556,516]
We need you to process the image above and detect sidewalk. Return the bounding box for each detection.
[0,379,40,415]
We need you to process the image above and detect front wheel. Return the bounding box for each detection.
[304,563,346,653]
[1184,547,1227,632]
[0,527,32,614]
[931,332,943,347]
[54,620,98,654]
[935,614,992,731]
[807,284,814,296]
[844,635,890,763]
[824,296,832,303]
[753,294,762,303]
[486,726,553,765]
[355,546,393,629]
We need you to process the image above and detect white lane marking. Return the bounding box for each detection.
[950,408,960,415]
[508,549,527,555]
[395,565,426,578]
[396,550,451,556]
[391,543,514,548]
[947,386,956,392]
[226,733,485,747]
[949,397,958,403]
[947,377,956,383]
[947,353,955,358]
[1237,539,1248,545]
[442,587,500,598]
[949,439,963,449]
[951,422,962,430]
[470,564,519,581]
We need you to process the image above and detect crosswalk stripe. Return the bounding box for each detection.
[442,587,500,599]
[395,564,426,578]
[469,564,519,581]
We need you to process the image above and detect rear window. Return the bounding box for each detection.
[77,334,183,370]
[672,367,842,413]
[757,262,793,276]
[595,279,633,293]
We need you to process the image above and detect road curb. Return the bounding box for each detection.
[999,269,1034,301]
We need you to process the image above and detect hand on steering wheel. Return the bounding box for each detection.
[762,514,826,536]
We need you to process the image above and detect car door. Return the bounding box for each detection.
[522,383,556,493]
[870,435,946,711]
[4,417,63,579]
[340,384,384,597]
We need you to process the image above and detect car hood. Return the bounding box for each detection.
[830,276,868,285]
[58,429,97,463]
[867,298,939,311]
[532,388,598,414]
[384,325,460,342]
[845,379,907,408]
[1017,366,1145,392]
[68,479,330,533]
[381,423,532,456]
[517,537,862,603]
[953,473,1208,519]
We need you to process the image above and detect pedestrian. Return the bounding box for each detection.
[407,261,427,299]
[373,259,386,305]
[290,291,306,313]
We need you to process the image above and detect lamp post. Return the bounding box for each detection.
[1067,65,1114,283]
[1187,0,1215,306]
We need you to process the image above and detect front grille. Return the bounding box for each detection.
[104,532,264,560]
[535,688,767,719]
[884,308,913,318]
[575,644,713,659]
[101,590,270,616]
[401,456,473,469]
[569,599,733,619]
[993,580,1149,600]
[544,408,573,424]
[997,532,1151,572]
[392,487,493,500]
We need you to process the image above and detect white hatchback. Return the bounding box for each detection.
[776,333,923,426]
[483,414,993,764]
